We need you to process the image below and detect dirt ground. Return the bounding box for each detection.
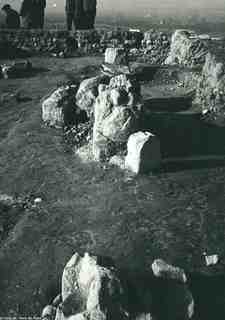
[1,56,225,316]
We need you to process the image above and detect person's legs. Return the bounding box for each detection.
[21,15,32,29]
[40,9,45,29]
[85,11,96,29]
[66,13,73,31]
[73,15,83,30]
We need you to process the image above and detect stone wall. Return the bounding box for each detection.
[0,29,170,62]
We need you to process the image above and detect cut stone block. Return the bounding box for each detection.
[125,131,161,174]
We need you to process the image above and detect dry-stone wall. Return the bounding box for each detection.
[141,29,171,64]
[0,29,170,62]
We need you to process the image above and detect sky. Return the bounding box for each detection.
[1,0,225,17]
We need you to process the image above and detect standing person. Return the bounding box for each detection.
[83,0,97,29]
[1,4,20,29]
[20,0,33,28]
[65,0,83,31]
[35,0,46,29]
[20,0,46,29]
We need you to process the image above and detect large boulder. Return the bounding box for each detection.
[195,52,225,126]
[42,85,78,127]
[165,30,208,67]
[76,76,109,118]
[60,252,129,320]
[125,132,161,174]
[93,74,142,161]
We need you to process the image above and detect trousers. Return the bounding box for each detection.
[66,13,83,30]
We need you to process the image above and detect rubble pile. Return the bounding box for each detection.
[195,52,225,126]
[41,252,194,320]
[140,29,171,64]
[165,29,209,67]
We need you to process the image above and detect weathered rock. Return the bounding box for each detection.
[109,155,125,170]
[41,305,56,320]
[165,30,208,67]
[42,85,77,127]
[152,259,187,283]
[55,306,64,320]
[52,294,62,307]
[102,107,138,142]
[76,76,109,117]
[104,48,127,65]
[195,52,225,126]
[93,75,142,161]
[61,252,129,320]
[125,132,161,174]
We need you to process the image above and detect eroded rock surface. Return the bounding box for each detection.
[195,52,225,126]
[60,252,128,320]
[93,74,142,161]
[165,30,208,67]
[76,76,109,118]
[42,85,78,127]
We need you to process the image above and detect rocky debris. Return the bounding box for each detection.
[1,60,32,79]
[76,76,109,118]
[105,48,128,65]
[93,74,142,161]
[52,294,62,308]
[152,259,187,283]
[63,121,93,151]
[140,29,171,65]
[60,252,128,320]
[203,253,219,266]
[45,252,194,320]
[125,132,161,174]
[0,29,139,58]
[41,305,56,320]
[195,52,225,126]
[42,85,79,128]
[0,29,170,60]
[165,29,209,67]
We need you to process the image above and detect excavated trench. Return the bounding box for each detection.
[1,30,225,318]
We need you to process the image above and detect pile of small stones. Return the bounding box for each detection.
[0,29,170,61]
